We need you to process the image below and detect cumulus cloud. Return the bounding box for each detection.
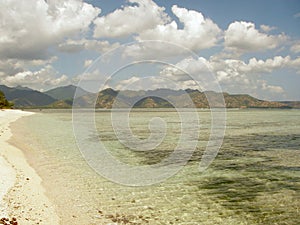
[260,24,276,33]
[2,65,69,90]
[136,5,222,51]
[213,55,298,84]
[0,59,24,78]
[260,80,284,93]
[225,21,287,53]
[293,12,300,18]
[114,75,196,91]
[74,69,104,81]
[158,55,300,98]
[122,5,222,59]
[0,57,58,79]
[122,41,189,60]
[160,57,211,82]
[58,39,120,53]
[115,76,145,90]
[84,60,94,68]
[159,56,222,91]
[288,57,300,74]
[246,56,291,73]
[210,56,291,78]
[0,0,100,60]
[93,0,169,38]
[0,0,298,99]
[73,69,114,93]
[290,41,300,53]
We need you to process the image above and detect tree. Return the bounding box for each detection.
[0,91,13,109]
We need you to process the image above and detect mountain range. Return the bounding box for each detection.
[0,85,56,107]
[0,84,299,109]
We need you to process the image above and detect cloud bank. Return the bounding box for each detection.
[0,0,299,100]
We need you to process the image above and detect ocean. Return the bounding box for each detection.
[10,109,300,224]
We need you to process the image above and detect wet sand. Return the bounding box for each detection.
[0,110,59,225]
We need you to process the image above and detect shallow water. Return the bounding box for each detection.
[11,109,300,224]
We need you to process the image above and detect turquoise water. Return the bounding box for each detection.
[11,109,300,224]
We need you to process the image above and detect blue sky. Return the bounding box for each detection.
[0,0,300,100]
[92,0,300,35]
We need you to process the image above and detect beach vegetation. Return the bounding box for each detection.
[0,90,13,109]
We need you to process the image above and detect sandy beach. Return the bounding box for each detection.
[0,110,59,225]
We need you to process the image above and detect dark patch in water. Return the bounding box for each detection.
[223,133,300,151]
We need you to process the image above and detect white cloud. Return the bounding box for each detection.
[260,24,276,33]
[210,56,292,77]
[0,0,100,60]
[74,69,121,93]
[0,0,298,99]
[84,60,94,68]
[58,39,120,53]
[210,56,295,87]
[247,56,291,73]
[114,76,194,91]
[122,41,189,60]
[288,57,300,74]
[157,55,300,99]
[0,57,58,78]
[0,59,24,77]
[136,5,222,51]
[290,41,300,53]
[74,69,104,82]
[123,6,222,59]
[115,76,144,90]
[293,12,300,18]
[225,21,287,53]
[160,57,211,82]
[57,40,85,53]
[0,57,62,90]
[93,0,169,38]
[2,65,69,89]
[159,56,221,91]
[260,80,284,93]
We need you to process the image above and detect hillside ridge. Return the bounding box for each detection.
[0,85,298,109]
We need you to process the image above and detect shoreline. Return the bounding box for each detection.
[0,110,59,225]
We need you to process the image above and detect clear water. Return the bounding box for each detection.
[11,109,300,225]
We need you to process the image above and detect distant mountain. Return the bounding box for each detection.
[89,88,291,109]
[0,84,297,109]
[95,88,119,108]
[223,93,289,108]
[44,85,89,100]
[0,85,56,108]
[279,101,300,109]
[134,96,173,108]
[14,85,33,91]
[47,99,73,108]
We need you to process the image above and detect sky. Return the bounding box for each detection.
[0,0,300,100]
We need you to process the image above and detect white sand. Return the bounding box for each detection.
[0,110,59,224]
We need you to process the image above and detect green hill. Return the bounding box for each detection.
[46,99,73,108]
[279,101,300,109]
[44,85,89,100]
[93,89,290,109]
[134,96,173,108]
[0,85,56,108]
[0,84,296,109]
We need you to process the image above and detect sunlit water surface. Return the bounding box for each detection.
[11,109,300,224]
